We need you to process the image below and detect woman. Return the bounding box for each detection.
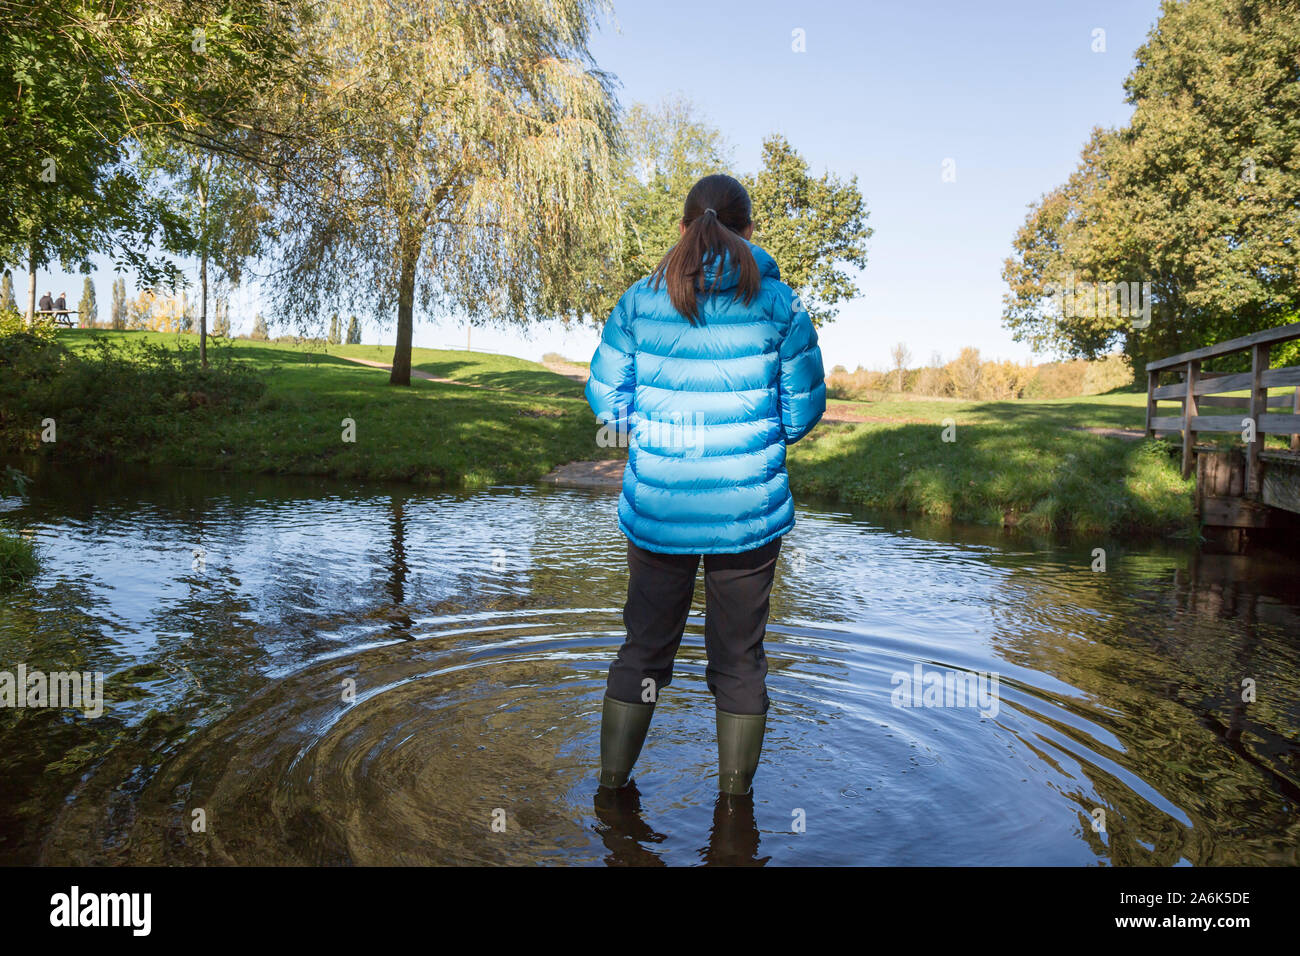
[585,173,825,797]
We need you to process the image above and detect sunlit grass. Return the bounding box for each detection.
[42,330,1199,533]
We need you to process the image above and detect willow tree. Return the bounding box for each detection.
[271,0,621,385]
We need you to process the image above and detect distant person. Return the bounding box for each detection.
[585,173,825,802]
[53,293,67,312]
[38,292,53,313]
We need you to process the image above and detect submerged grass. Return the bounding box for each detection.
[0,529,39,588]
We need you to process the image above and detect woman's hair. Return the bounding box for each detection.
[649,174,759,323]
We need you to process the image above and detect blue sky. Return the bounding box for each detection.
[30,0,1164,371]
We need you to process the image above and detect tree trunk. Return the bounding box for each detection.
[198,176,208,369]
[389,239,420,386]
[199,250,208,369]
[25,244,36,327]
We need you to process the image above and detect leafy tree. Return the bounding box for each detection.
[590,103,871,327]
[745,134,871,325]
[180,291,195,333]
[890,343,911,392]
[345,315,361,345]
[327,314,341,345]
[144,146,269,366]
[127,291,155,330]
[110,277,127,330]
[1003,0,1300,370]
[251,313,269,340]
[268,0,621,385]
[212,297,231,338]
[949,347,983,399]
[0,271,16,312]
[582,97,733,317]
[77,277,96,328]
[0,1,309,322]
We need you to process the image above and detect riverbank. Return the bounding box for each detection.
[787,393,1193,535]
[3,329,1195,535]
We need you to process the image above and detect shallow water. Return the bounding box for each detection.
[0,463,1297,865]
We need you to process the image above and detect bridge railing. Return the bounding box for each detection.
[1145,321,1300,492]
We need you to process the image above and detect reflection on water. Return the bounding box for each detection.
[0,462,1297,865]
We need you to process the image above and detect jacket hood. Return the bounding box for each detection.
[701,240,780,291]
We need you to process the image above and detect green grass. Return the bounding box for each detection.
[790,391,1196,536]
[21,329,1202,535]
[0,528,39,588]
[330,342,587,397]
[28,329,617,487]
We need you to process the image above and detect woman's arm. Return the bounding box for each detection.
[777,292,826,444]
[585,288,637,427]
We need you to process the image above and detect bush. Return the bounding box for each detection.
[0,308,58,342]
[0,333,266,461]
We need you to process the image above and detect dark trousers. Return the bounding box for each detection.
[606,537,782,715]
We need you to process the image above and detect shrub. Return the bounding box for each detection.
[0,333,265,461]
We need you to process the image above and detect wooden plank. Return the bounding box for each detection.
[1200,496,1274,527]
[1259,413,1300,433]
[1261,366,1300,389]
[1189,414,1249,432]
[1153,371,1255,399]
[1193,371,1255,395]
[1150,416,1184,431]
[1196,449,1244,501]
[1294,386,1299,454]
[1261,460,1300,515]
[1195,396,1293,411]
[1182,360,1198,477]
[1145,369,1158,437]
[1146,320,1300,371]
[1248,342,1268,495]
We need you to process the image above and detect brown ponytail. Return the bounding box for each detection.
[650,174,760,323]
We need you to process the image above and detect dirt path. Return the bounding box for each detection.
[542,359,589,382]
[335,354,466,385]
[1067,426,1145,441]
[541,459,624,489]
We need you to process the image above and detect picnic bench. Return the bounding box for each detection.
[35,309,78,328]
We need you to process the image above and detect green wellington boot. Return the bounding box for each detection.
[716,709,767,796]
[599,695,656,789]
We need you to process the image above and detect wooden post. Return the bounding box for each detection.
[1248,343,1268,495]
[1182,359,1199,478]
[1145,369,1159,438]
[1292,385,1299,453]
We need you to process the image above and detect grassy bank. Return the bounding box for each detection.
[6,329,617,487]
[4,329,1198,535]
[789,394,1194,535]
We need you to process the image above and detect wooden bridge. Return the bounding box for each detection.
[1146,321,1300,543]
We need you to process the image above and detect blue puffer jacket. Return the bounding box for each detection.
[585,241,826,554]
